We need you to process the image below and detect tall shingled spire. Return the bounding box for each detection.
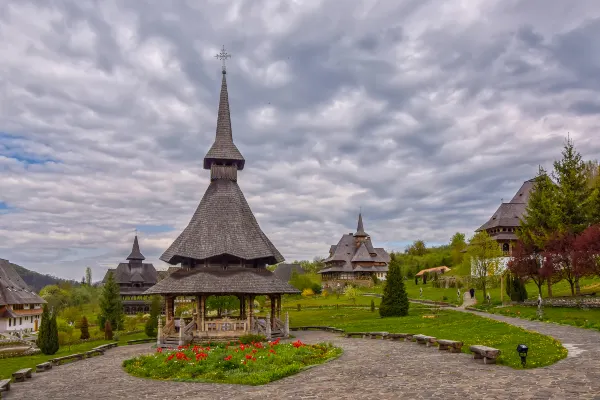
[127,235,145,261]
[354,213,369,237]
[203,46,245,171]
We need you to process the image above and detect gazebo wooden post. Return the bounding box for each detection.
[166,295,175,322]
[270,295,276,329]
[247,295,254,333]
[200,295,206,332]
[239,295,246,320]
[195,295,202,332]
[276,295,282,319]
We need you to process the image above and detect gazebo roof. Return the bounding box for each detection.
[144,266,300,295]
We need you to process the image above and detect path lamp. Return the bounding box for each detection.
[516,344,528,367]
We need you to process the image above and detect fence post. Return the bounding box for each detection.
[266,313,272,340]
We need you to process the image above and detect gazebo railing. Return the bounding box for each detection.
[204,317,247,333]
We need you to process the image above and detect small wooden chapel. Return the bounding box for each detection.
[145,47,299,344]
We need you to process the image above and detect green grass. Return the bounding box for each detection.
[476,305,600,331]
[123,340,342,385]
[0,331,149,379]
[289,307,567,369]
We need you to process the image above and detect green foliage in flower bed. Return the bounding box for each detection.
[122,339,342,385]
[289,307,567,369]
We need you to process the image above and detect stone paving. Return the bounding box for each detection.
[6,311,600,400]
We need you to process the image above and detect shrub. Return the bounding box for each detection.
[80,316,90,340]
[370,299,375,312]
[321,290,329,298]
[145,316,157,338]
[301,288,315,297]
[344,286,358,305]
[125,316,138,332]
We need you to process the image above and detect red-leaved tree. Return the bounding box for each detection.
[543,231,583,296]
[573,224,600,279]
[508,240,554,297]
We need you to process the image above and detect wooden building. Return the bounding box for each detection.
[319,213,390,282]
[102,236,158,314]
[476,178,535,256]
[145,53,299,344]
[0,259,45,334]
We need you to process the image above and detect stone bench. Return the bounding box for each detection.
[413,334,437,347]
[97,342,118,350]
[0,379,10,393]
[385,333,414,341]
[12,367,32,382]
[36,362,52,373]
[51,353,84,366]
[469,345,501,364]
[437,339,464,353]
[127,338,155,345]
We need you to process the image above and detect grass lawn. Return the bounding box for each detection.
[0,331,149,380]
[288,307,567,369]
[474,305,600,331]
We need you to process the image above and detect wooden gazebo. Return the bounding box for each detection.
[145,48,299,344]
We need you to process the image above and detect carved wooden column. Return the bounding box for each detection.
[195,296,202,332]
[270,295,276,329]
[200,295,206,332]
[247,295,254,333]
[165,296,175,322]
[276,295,282,319]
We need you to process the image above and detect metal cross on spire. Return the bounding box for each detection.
[215,45,231,73]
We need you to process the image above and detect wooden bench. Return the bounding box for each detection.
[437,339,464,353]
[0,379,10,393]
[11,368,32,382]
[413,334,437,347]
[344,332,370,338]
[365,332,389,339]
[385,333,414,341]
[51,353,84,366]
[36,362,52,373]
[470,345,501,364]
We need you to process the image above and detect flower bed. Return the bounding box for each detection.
[122,338,342,385]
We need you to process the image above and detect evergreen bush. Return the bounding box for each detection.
[47,313,59,355]
[36,304,50,353]
[98,271,124,332]
[80,316,90,340]
[379,256,409,317]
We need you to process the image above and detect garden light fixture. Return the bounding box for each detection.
[516,344,528,367]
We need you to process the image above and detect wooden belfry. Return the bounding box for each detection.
[145,46,298,344]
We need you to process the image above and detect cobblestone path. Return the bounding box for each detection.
[8,312,600,400]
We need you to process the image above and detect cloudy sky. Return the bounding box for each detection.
[1,0,600,281]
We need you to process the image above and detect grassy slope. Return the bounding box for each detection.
[288,307,567,369]
[0,332,148,379]
[477,305,600,331]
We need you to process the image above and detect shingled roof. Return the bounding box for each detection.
[145,266,299,295]
[127,235,145,261]
[0,259,46,306]
[203,71,245,170]
[160,68,283,266]
[477,178,536,232]
[354,213,369,237]
[273,263,305,282]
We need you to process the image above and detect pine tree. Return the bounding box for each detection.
[47,313,59,355]
[519,167,559,248]
[36,304,50,353]
[379,255,409,317]
[80,316,90,340]
[98,271,123,332]
[553,137,592,234]
[105,320,113,340]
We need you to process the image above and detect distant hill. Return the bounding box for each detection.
[4,260,77,292]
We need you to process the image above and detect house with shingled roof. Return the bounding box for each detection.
[319,213,390,282]
[0,259,46,334]
[102,235,158,314]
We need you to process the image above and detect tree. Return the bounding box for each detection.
[573,224,600,278]
[47,313,60,355]
[85,267,92,286]
[379,255,409,317]
[449,232,467,266]
[543,231,583,296]
[80,316,90,340]
[344,286,358,305]
[466,231,503,300]
[36,304,50,353]
[509,240,553,296]
[519,167,559,248]
[406,240,427,256]
[145,295,161,338]
[98,271,123,331]
[104,320,113,340]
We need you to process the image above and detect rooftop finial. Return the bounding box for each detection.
[215,45,231,74]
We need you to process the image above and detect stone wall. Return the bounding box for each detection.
[523,297,600,308]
